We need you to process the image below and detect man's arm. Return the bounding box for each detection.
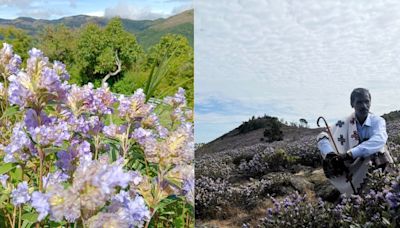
[317,133,334,159]
[350,117,388,158]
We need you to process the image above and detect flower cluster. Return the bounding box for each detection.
[0,44,193,227]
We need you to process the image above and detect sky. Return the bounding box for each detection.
[195,0,400,143]
[0,0,192,20]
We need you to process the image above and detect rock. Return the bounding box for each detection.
[314,182,340,202]
[289,176,314,193]
[310,169,340,202]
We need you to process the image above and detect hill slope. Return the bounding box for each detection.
[0,9,193,49]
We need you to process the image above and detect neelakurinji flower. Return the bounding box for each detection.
[11,181,31,206]
[31,191,50,221]
[3,122,36,163]
[7,47,69,109]
[118,88,154,121]
[0,43,21,76]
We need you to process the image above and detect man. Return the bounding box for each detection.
[317,88,393,195]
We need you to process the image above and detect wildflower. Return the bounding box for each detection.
[118,89,154,121]
[108,191,150,227]
[31,191,50,221]
[0,43,21,75]
[3,122,35,163]
[91,84,117,115]
[132,127,154,145]
[48,187,81,222]
[87,212,128,228]
[164,87,186,108]
[53,61,70,81]
[11,181,31,206]
[30,121,71,147]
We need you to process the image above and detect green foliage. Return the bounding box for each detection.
[137,23,194,49]
[146,34,193,107]
[112,70,147,95]
[0,26,32,60]
[76,18,143,85]
[238,115,284,142]
[37,24,78,65]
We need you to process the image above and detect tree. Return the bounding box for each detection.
[37,24,78,65]
[299,118,308,128]
[76,18,143,86]
[0,26,32,60]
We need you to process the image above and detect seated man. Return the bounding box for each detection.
[317,88,393,195]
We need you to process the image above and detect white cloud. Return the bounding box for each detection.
[0,0,32,8]
[85,10,104,17]
[195,0,400,142]
[104,1,168,20]
[171,3,193,15]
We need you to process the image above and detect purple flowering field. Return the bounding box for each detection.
[196,121,400,227]
[0,43,194,227]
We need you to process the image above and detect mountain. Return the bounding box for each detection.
[196,110,400,155]
[195,116,322,156]
[0,9,193,49]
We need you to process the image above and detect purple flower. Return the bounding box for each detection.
[92,159,133,194]
[131,128,154,145]
[118,89,154,121]
[108,191,150,227]
[11,181,31,206]
[1,43,21,75]
[125,195,151,225]
[0,174,9,188]
[91,84,117,115]
[56,150,74,172]
[31,191,50,221]
[164,87,186,108]
[4,122,34,163]
[30,121,70,147]
[53,61,70,81]
[7,72,33,107]
[42,171,69,190]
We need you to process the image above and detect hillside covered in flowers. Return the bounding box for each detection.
[196,116,400,227]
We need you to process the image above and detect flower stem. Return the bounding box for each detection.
[38,148,44,192]
[18,206,22,228]
[11,206,16,228]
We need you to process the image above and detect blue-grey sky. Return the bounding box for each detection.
[195,0,400,143]
[0,0,192,20]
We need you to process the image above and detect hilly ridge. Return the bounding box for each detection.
[0,9,193,49]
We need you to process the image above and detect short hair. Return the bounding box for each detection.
[350,88,371,106]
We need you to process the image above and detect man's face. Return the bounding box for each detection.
[352,92,371,120]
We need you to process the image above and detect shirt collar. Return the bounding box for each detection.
[356,113,371,127]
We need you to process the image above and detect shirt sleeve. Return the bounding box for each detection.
[350,117,388,158]
[317,134,334,159]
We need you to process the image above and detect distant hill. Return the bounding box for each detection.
[196,115,322,155]
[0,9,193,50]
[196,110,400,155]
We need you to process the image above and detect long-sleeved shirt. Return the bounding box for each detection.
[317,113,388,159]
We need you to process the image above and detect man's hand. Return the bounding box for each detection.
[337,151,353,162]
[323,152,349,178]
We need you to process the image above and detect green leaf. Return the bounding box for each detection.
[154,197,177,212]
[21,212,38,223]
[10,166,22,182]
[0,105,19,120]
[21,220,33,228]
[0,191,9,208]
[382,217,391,225]
[0,163,15,175]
